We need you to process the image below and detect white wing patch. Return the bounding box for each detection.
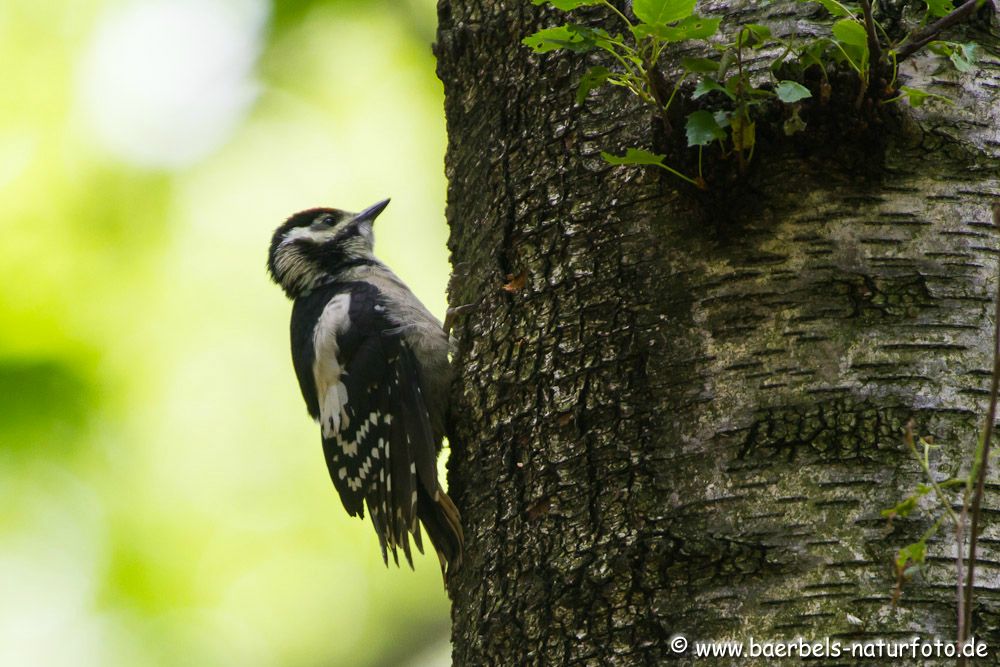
[313,293,352,439]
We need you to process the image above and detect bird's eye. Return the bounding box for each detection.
[311,215,336,230]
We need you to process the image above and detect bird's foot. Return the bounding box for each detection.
[443,303,478,336]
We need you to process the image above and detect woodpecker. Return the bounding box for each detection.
[268,199,463,577]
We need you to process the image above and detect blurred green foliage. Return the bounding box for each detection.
[0,1,452,665]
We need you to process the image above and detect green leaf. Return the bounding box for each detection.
[783,107,807,135]
[570,24,617,47]
[832,19,869,71]
[927,41,954,57]
[746,86,775,99]
[895,86,953,107]
[775,80,812,103]
[522,24,612,53]
[923,0,955,17]
[576,66,611,103]
[685,110,726,147]
[536,0,605,8]
[882,494,919,519]
[523,25,591,53]
[601,148,666,166]
[681,57,720,74]
[692,78,734,100]
[896,540,927,570]
[632,0,696,25]
[742,23,772,47]
[632,15,720,41]
[832,18,868,49]
[716,50,735,80]
[798,38,830,69]
[799,0,858,17]
[949,42,978,73]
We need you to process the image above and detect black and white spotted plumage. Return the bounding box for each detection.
[269,200,463,577]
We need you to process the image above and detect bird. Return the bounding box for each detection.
[267,198,463,578]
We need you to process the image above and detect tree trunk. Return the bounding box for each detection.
[435,0,1000,664]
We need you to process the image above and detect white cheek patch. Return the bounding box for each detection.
[312,293,352,439]
[281,225,337,246]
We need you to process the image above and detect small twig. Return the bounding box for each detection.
[895,0,983,62]
[861,0,882,70]
[651,161,702,189]
[853,0,879,106]
[645,61,673,136]
[905,424,959,525]
[960,202,1000,645]
[735,29,748,173]
[956,501,967,649]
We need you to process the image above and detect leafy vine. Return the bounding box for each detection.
[524,0,987,189]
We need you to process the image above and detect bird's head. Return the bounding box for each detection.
[268,198,390,298]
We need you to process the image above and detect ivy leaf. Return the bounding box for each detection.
[692,78,733,100]
[681,57,720,74]
[775,80,812,103]
[576,66,611,103]
[632,0,696,25]
[896,86,953,107]
[923,0,955,17]
[685,111,726,147]
[632,15,721,41]
[601,148,667,166]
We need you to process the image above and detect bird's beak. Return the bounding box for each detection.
[355,198,390,224]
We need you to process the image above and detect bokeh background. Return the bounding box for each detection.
[0,0,453,665]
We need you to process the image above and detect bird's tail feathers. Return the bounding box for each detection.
[417,482,464,580]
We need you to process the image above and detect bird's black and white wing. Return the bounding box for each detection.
[290,282,459,569]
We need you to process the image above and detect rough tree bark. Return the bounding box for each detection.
[435,0,1000,664]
